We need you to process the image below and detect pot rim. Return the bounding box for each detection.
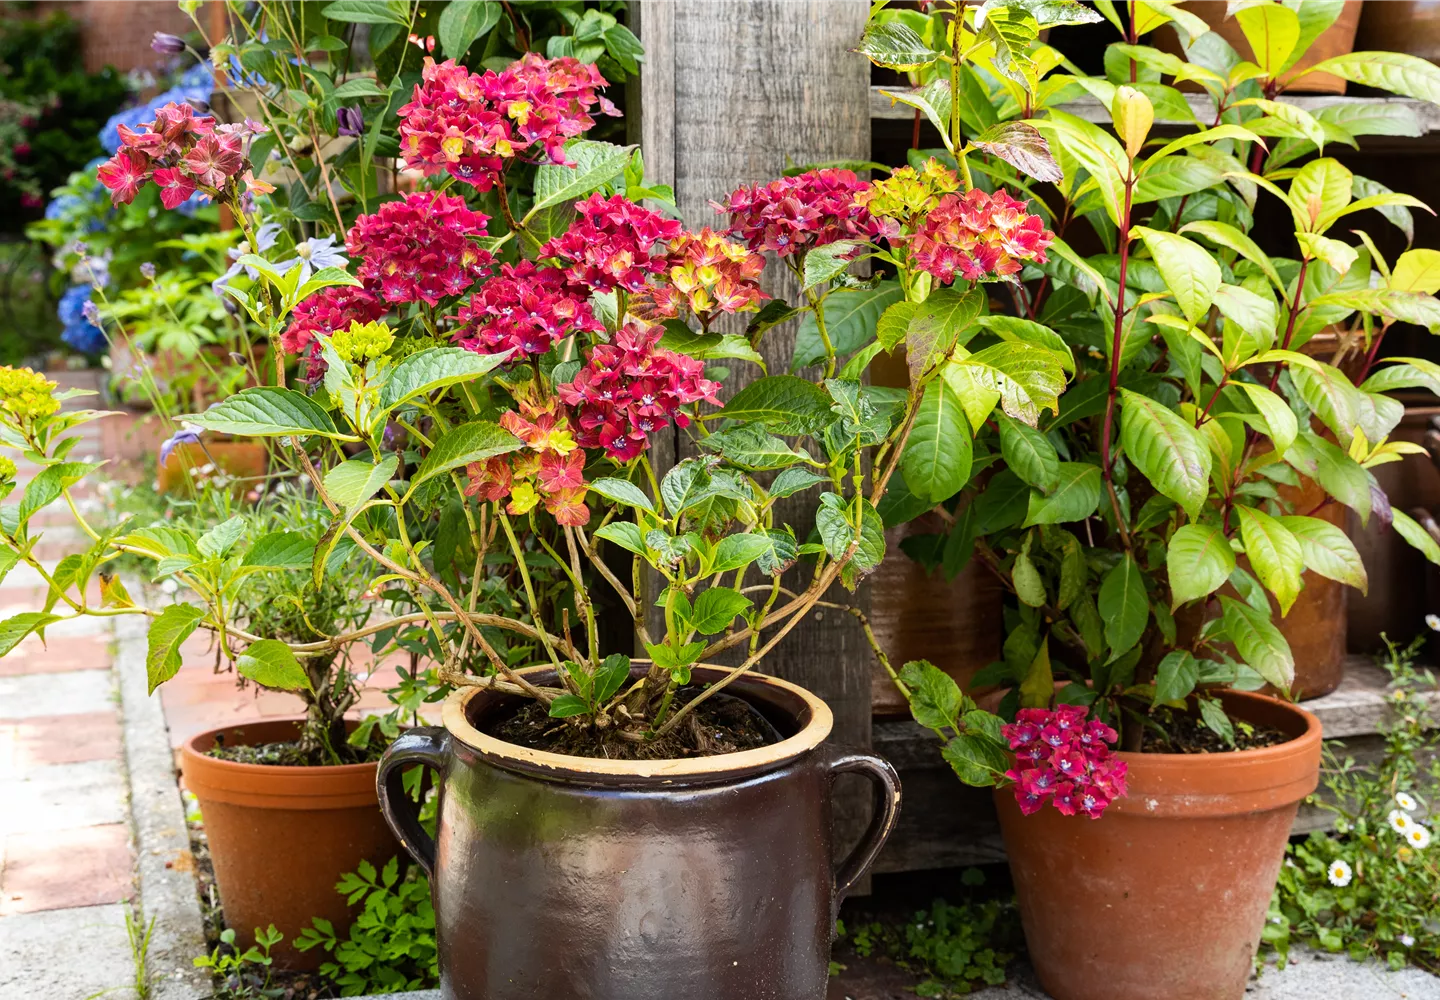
[1107,689,1321,767]
[180,718,379,777]
[180,719,382,809]
[441,664,834,779]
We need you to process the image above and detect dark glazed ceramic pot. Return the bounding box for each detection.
[377,665,902,1000]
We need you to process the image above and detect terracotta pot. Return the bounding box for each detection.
[1158,1,1362,94]
[377,665,902,1000]
[995,689,1321,1000]
[1356,1,1440,63]
[180,720,398,970]
[157,440,268,495]
[869,516,1005,716]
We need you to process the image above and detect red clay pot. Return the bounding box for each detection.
[180,719,398,969]
[995,690,1321,1000]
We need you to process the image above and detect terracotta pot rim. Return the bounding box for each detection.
[442,663,834,781]
[180,718,380,809]
[1109,689,1322,765]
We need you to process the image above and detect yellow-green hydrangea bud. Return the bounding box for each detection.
[0,366,60,421]
[330,320,395,364]
[859,159,960,222]
[0,455,15,482]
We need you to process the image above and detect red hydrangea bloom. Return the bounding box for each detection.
[907,188,1054,284]
[539,194,683,293]
[556,320,721,462]
[1002,705,1127,820]
[463,397,590,526]
[658,228,768,325]
[714,168,892,257]
[96,103,260,207]
[397,54,617,190]
[346,192,493,306]
[281,285,388,356]
[451,261,602,358]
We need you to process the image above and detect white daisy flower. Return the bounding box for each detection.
[1428,614,1440,632]
[1328,859,1353,887]
[1396,791,1419,813]
[1407,825,1432,850]
[1401,934,1417,948]
[1389,809,1415,834]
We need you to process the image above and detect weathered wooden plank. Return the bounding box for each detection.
[870,86,1440,134]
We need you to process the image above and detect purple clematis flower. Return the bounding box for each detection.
[336,106,364,137]
[152,32,186,54]
[158,427,203,467]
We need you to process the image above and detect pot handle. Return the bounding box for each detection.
[824,747,902,907]
[377,727,450,878]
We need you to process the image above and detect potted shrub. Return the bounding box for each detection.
[858,2,1440,998]
[0,38,1036,999]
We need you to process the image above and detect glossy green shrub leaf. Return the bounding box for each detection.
[1024,463,1101,526]
[1167,523,1235,609]
[1098,553,1148,659]
[1220,595,1295,690]
[999,413,1059,493]
[1278,515,1367,593]
[901,379,972,503]
[1132,227,1220,324]
[1119,389,1212,518]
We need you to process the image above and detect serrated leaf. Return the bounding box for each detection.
[689,587,752,634]
[802,241,860,290]
[527,141,637,217]
[378,348,510,412]
[0,611,60,657]
[899,659,963,732]
[146,604,205,693]
[970,121,1062,183]
[587,477,656,513]
[768,467,828,499]
[547,693,591,718]
[853,19,944,70]
[959,342,1067,425]
[237,639,314,692]
[324,456,398,511]
[1167,523,1235,608]
[243,532,317,570]
[197,515,247,558]
[712,534,772,574]
[719,375,835,436]
[410,422,522,490]
[190,387,348,439]
[595,521,646,555]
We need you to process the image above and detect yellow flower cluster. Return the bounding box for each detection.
[0,366,60,422]
[859,159,960,222]
[0,455,15,482]
[330,320,395,364]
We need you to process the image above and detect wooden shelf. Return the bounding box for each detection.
[870,85,1440,135]
[870,657,1438,873]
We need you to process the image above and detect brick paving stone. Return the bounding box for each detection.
[0,634,111,675]
[0,712,122,777]
[0,759,128,836]
[0,670,114,719]
[0,902,135,1000]
[0,824,133,915]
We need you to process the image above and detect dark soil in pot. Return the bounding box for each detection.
[204,729,385,767]
[1141,703,1292,753]
[489,687,781,759]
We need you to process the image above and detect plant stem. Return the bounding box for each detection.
[1100,177,1136,547]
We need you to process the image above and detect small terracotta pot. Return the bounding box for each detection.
[180,720,398,969]
[995,690,1321,1000]
[157,441,268,495]
[1157,1,1362,94]
[869,516,1004,716]
[377,665,902,1000]
[1356,1,1440,63]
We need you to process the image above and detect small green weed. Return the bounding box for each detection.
[193,924,283,999]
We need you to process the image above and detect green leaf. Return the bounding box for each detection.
[1023,462,1100,527]
[853,19,943,70]
[236,639,314,692]
[1153,650,1199,705]
[1290,363,1361,442]
[768,467,828,499]
[1018,636,1054,709]
[378,348,510,412]
[324,456,398,511]
[242,532,317,570]
[527,141,637,217]
[1235,382,1297,455]
[1390,249,1440,294]
[437,0,501,59]
[999,414,1059,493]
[547,694,591,719]
[657,327,766,368]
[146,604,206,694]
[689,587,752,634]
[958,342,1067,425]
[1288,156,1352,232]
[594,521,646,555]
[190,387,348,439]
[704,426,812,471]
[1303,50,1440,106]
[1219,595,1294,689]
[976,315,1074,373]
[410,422,522,490]
[1278,515,1367,594]
[1296,233,1358,276]
[754,529,799,576]
[901,379,972,503]
[942,733,1010,786]
[587,477,656,514]
[878,79,954,149]
[1098,554,1148,659]
[978,3,1039,86]
[1166,523,1235,609]
[1391,507,1440,567]
[1236,506,1303,616]
[815,493,885,571]
[1179,219,1284,293]
[712,534,772,574]
[0,612,60,657]
[1119,389,1212,518]
[1012,548,1047,607]
[970,121,1063,183]
[594,653,632,705]
[718,375,835,436]
[898,659,963,732]
[330,78,389,100]
[197,515,247,558]
[1132,227,1220,325]
[793,281,905,371]
[18,461,99,525]
[321,0,409,25]
[876,301,919,351]
[907,286,984,380]
[801,241,860,290]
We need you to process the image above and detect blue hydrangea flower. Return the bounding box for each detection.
[58,285,108,355]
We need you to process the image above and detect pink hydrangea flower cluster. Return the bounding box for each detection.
[713,168,892,257]
[907,188,1055,284]
[97,102,264,208]
[451,261,603,358]
[280,285,388,356]
[345,192,493,306]
[1002,705,1128,819]
[657,227,769,325]
[538,193,683,293]
[463,397,590,526]
[556,320,721,462]
[397,54,617,189]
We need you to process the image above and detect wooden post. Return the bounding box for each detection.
[628,0,878,870]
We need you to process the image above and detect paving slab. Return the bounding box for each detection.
[0,633,112,675]
[0,902,136,1000]
[0,823,133,915]
[0,669,115,719]
[0,711,122,776]
[0,758,128,835]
